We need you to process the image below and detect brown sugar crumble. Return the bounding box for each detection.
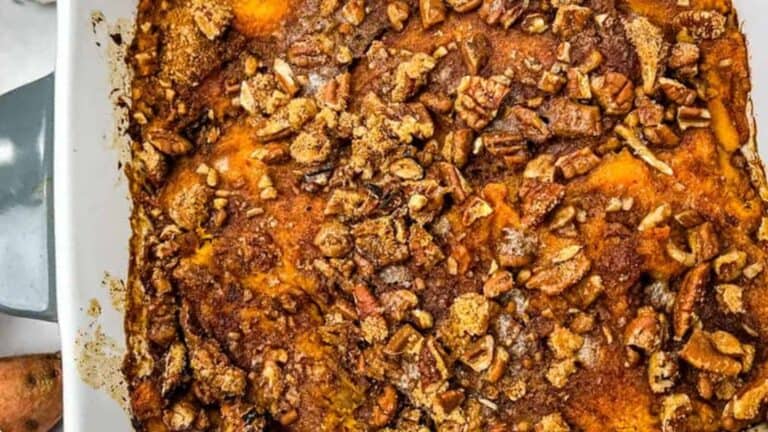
[124,0,768,430]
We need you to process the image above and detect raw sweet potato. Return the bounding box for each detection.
[0,353,62,432]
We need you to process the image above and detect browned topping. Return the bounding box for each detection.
[126,1,768,430]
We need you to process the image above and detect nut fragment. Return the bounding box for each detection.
[535,413,570,432]
[460,335,495,372]
[392,53,437,103]
[341,0,366,25]
[387,1,410,31]
[591,72,634,115]
[713,250,748,282]
[419,0,446,29]
[483,270,515,298]
[679,329,742,376]
[715,284,744,315]
[527,252,591,295]
[446,0,481,12]
[673,263,710,340]
[371,385,398,427]
[191,0,232,40]
[441,129,473,167]
[615,124,673,176]
[521,13,549,34]
[449,293,491,337]
[549,326,584,360]
[555,147,600,180]
[460,33,491,75]
[731,377,768,420]
[638,203,672,232]
[290,130,332,165]
[677,106,711,131]
[566,69,592,100]
[661,394,692,431]
[455,75,511,130]
[436,389,465,414]
[390,157,424,180]
[146,129,193,156]
[623,16,664,94]
[686,222,720,263]
[648,351,678,394]
[674,10,726,40]
[273,58,300,96]
[624,307,667,354]
[552,6,592,39]
[462,196,494,226]
[669,42,700,70]
[314,221,352,258]
[659,78,697,106]
[497,228,537,268]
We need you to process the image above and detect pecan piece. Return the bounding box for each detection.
[659,78,697,106]
[483,270,515,298]
[673,263,710,340]
[674,10,726,40]
[679,329,742,376]
[527,251,591,295]
[535,413,570,432]
[648,351,678,394]
[591,72,634,115]
[387,1,410,31]
[668,42,700,70]
[314,221,352,258]
[455,75,511,130]
[324,189,378,221]
[460,335,495,372]
[478,0,525,29]
[687,222,720,263]
[520,180,566,227]
[460,33,491,75]
[147,128,193,156]
[624,307,667,353]
[731,377,768,420]
[371,385,399,427]
[566,69,592,100]
[497,227,537,268]
[542,98,602,138]
[419,0,447,29]
[552,5,592,39]
[555,147,600,180]
[449,293,491,336]
[167,183,212,230]
[191,0,232,40]
[508,105,552,144]
[353,217,410,268]
[408,224,445,269]
[446,0,482,13]
[483,132,529,168]
[441,129,473,167]
[290,129,332,165]
[392,53,437,103]
[713,250,747,282]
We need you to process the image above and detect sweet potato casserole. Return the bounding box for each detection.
[124,0,768,430]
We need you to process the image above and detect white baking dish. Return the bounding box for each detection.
[51,0,768,430]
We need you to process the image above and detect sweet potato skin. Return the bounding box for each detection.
[0,353,62,432]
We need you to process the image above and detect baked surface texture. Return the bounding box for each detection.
[124,0,768,430]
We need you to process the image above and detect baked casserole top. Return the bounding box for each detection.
[125,0,768,430]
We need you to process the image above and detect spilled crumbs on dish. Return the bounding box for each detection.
[86,298,102,318]
[102,271,126,313]
[75,323,128,411]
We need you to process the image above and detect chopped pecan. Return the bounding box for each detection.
[591,72,634,115]
[240,74,286,116]
[521,13,549,34]
[387,1,410,31]
[478,0,525,29]
[679,329,742,376]
[636,97,664,127]
[566,69,592,100]
[648,351,678,394]
[419,0,447,29]
[555,147,601,180]
[287,36,332,68]
[638,203,672,232]
[392,53,437,103]
[615,124,674,175]
[434,162,473,203]
[524,154,556,182]
[146,128,193,156]
[520,180,566,227]
[507,105,552,144]
[189,341,247,399]
[486,347,510,383]
[138,141,168,184]
[715,284,745,314]
[163,400,198,431]
[342,0,366,25]
[318,73,351,111]
[273,58,300,96]
[446,0,481,12]
[687,222,720,263]
[436,389,465,414]
[353,217,410,268]
[460,33,491,75]
[385,324,423,355]
[314,221,352,258]
[371,385,399,427]
[546,358,577,389]
[713,250,747,282]
[660,79,697,108]
[643,125,681,148]
[527,251,591,295]
[552,5,592,39]
[460,335,495,372]
[256,98,318,142]
[668,42,700,70]
[624,307,667,353]
[160,342,187,397]
[674,10,726,40]
[419,91,453,114]
[538,71,567,94]
[381,290,419,322]
[441,129,473,167]
[542,98,602,138]
[483,270,515,298]
[353,283,381,319]
[660,394,692,432]
[455,75,511,130]
[390,157,424,180]
[673,263,710,340]
[497,227,538,268]
[730,377,768,420]
[324,189,377,221]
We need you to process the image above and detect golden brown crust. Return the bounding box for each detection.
[124,0,768,430]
